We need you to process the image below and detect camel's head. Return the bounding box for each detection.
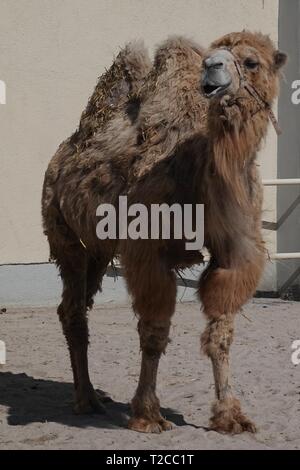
[201,31,287,126]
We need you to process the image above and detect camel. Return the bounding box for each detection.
[42,31,286,434]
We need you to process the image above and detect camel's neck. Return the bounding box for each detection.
[207,114,269,205]
[203,114,269,266]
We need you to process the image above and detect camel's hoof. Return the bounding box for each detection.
[74,389,106,415]
[95,389,113,403]
[210,397,257,435]
[128,417,174,434]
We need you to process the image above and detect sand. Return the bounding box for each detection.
[0,298,299,450]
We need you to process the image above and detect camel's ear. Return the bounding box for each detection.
[273,50,287,70]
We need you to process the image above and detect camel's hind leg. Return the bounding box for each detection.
[124,255,177,433]
[55,242,109,414]
[198,253,264,434]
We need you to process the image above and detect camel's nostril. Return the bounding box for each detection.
[211,62,224,70]
[205,57,225,70]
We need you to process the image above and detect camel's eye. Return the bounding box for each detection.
[244,58,259,70]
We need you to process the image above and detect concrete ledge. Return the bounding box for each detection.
[0,263,202,308]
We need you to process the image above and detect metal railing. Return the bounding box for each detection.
[263,178,300,186]
[262,178,300,260]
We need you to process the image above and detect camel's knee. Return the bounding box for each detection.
[201,315,234,358]
[198,256,264,319]
[138,320,171,358]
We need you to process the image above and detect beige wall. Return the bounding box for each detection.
[0,0,279,270]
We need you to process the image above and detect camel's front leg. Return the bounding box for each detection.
[199,256,264,434]
[128,319,174,433]
[125,257,177,433]
[201,314,256,433]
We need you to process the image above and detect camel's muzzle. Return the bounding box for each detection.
[202,80,231,98]
[201,50,233,98]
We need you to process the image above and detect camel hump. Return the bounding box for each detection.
[153,36,204,68]
[72,41,152,149]
[132,36,207,180]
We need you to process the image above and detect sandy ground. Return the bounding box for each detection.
[0,299,300,450]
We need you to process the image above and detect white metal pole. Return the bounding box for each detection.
[270,253,300,260]
[263,179,300,186]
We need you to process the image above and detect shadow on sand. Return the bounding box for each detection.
[0,372,205,430]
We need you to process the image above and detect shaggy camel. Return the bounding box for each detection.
[42,32,286,434]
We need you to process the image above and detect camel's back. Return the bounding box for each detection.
[42,41,152,237]
[42,37,209,250]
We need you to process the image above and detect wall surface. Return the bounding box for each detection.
[0,0,281,296]
[277,0,300,294]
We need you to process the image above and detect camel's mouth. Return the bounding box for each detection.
[202,83,230,98]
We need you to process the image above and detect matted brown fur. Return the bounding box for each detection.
[42,32,286,434]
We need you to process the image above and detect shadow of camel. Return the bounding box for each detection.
[0,372,204,430]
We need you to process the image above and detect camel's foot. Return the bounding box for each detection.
[95,389,113,403]
[210,397,257,434]
[74,388,106,414]
[128,416,174,434]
